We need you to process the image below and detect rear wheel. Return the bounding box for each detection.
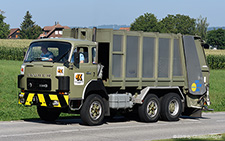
[80,94,105,126]
[37,106,61,121]
[160,93,182,121]
[138,94,160,122]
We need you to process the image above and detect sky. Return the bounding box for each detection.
[1,0,225,28]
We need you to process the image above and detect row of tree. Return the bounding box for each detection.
[131,13,225,49]
[130,13,207,38]
[0,10,42,39]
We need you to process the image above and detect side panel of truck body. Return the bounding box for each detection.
[64,29,190,90]
[96,29,188,90]
[62,28,209,109]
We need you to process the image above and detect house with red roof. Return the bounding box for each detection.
[119,27,130,31]
[38,23,70,39]
[8,28,20,39]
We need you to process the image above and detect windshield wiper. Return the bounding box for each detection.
[54,49,71,62]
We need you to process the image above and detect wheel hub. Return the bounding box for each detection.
[90,101,102,120]
[147,101,158,117]
[169,99,179,116]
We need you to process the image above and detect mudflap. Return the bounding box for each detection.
[182,108,202,117]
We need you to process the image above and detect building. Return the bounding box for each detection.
[119,27,130,31]
[38,23,70,39]
[8,28,20,39]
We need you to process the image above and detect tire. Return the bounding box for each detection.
[138,94,160,122]
[80,94,105,126]
[160,93,182,121]
[37,106,61,121]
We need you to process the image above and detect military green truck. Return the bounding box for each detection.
[18,28,210,125]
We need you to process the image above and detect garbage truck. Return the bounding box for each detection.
[18,28,210,125]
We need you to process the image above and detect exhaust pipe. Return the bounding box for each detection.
[92,27,97,42]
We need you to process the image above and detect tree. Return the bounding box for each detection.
[196,16,209,40]
[160,14,196,35]
[130,13,164,32]
[0,10,10,39]
[206,28,225,49]
[20,11,42,39]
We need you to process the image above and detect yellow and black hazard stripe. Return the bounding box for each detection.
[18,92,69,108]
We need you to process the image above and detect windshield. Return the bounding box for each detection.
[24,41,72,63]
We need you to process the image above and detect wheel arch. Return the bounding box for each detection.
[82,80,110,116]
[82,80,108,100]
[134,87,185,105]
[149,88,185,101]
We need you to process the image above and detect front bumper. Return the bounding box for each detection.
[18,92,69,108]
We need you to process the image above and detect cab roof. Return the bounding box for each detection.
[31,38,96,46]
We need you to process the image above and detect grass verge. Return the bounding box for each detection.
[208,69,225,111]
[153,133,225,141]
[0,60,38,120]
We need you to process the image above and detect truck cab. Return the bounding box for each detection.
[18,38,106,123]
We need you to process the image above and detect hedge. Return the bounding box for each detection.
[207,55,225,69]
[0,46,225,69]
[0,46,26,61]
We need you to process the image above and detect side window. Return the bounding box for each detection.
[92,47,97,64]
[79,47,88,63]
[71,47,89,64]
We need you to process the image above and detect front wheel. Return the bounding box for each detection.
[160,93,182,121]
[80,94,105,126]
[138,94,160,122]
[37,106,61,121]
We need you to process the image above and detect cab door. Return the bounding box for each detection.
[69,46,98,99]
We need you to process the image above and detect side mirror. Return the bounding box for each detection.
[74,52,80,68]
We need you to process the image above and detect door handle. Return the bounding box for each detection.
[86,72,91,75]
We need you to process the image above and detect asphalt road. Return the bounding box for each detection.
[0,112,225,141]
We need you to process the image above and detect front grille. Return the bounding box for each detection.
[27,78,51,90]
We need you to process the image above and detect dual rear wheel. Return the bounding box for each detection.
[138,93,182,122]
[160,93,182,121]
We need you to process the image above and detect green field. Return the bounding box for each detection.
[1,39,225,57]
[208,69,225,111]
[205,49,225,56]
[0,60,224,121]
[0,39,32,48]
[0,60,38,120]
[1,39,225,55]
